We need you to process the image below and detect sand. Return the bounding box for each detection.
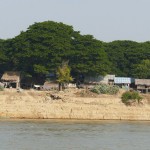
[0,88,150,120]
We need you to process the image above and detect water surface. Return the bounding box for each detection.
[0,119,149,150]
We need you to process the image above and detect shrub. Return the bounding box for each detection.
[121,91,142,105]
[0,86,4,91]
[91,84,119,95]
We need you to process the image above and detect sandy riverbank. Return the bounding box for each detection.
[0,88,150,120]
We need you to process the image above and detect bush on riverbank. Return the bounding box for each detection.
[91,84,119,95]
[0,86,4,91]
[121,91,142,106]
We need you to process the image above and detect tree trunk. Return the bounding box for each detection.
[59,83,62,91]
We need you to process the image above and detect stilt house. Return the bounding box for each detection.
[1,71,21,88]
[135,79,150,93]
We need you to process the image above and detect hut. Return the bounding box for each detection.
[135,79,150,93]
[103,75,115,85]
[84,74,115,85]
[1,71,21,88]
[114,77,134,89]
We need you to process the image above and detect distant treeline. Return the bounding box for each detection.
[0,21,150,79]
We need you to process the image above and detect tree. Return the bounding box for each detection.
[8,21,75,77]
[6,21,111,79]
[0,39,9,73]
[104,40,139,76]
[0,21,150,80]
[104,40,150,77]
[56,62,73,90]
[132,59,150,79]
[70,34,111,76]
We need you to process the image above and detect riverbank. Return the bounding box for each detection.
[0,89,150,120]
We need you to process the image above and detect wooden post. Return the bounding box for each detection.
[16,82,19,89]
[59,83,62,91]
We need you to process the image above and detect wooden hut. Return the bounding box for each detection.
[1,71,21,88]
[135,79,150,93]
[84,74,115,85]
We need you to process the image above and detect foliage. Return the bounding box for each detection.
[56,62,73,84]
[121,91,142,105]
[33,64,49,75]
[0,21,111,79]
[0,86,4,91]
[0,21,149,80]
[104,41,150,76]
[70,34,111,75]
[91,84,119,95]
[0,39,9,73]
[132,59,150,79]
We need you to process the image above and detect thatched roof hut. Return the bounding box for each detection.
[135,79,150,93]
[135,79,150,86]
[1,71,20,82]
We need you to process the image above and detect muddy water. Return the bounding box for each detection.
[0,120,149,150]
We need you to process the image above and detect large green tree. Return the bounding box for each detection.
[104,40,150,77]
[8,21,75,77]
[3,21,111,79]
[0,21,149,81]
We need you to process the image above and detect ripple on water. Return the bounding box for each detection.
[0,120,150,150]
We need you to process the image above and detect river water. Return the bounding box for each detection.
[0,120,149,150]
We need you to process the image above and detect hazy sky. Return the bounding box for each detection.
[0,0,150,42]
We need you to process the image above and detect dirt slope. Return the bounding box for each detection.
[0,88,150,120]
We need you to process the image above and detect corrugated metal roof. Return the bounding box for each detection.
[114,77,134,84]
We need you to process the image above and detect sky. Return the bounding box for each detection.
[0,0,150,42]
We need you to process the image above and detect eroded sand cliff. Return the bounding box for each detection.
[0,89,150,120]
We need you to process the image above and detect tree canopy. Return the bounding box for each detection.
[0,21,149,82]
[132,59,150,79]
[104,40,150,77]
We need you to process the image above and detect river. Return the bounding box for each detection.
[0,119,149,150]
